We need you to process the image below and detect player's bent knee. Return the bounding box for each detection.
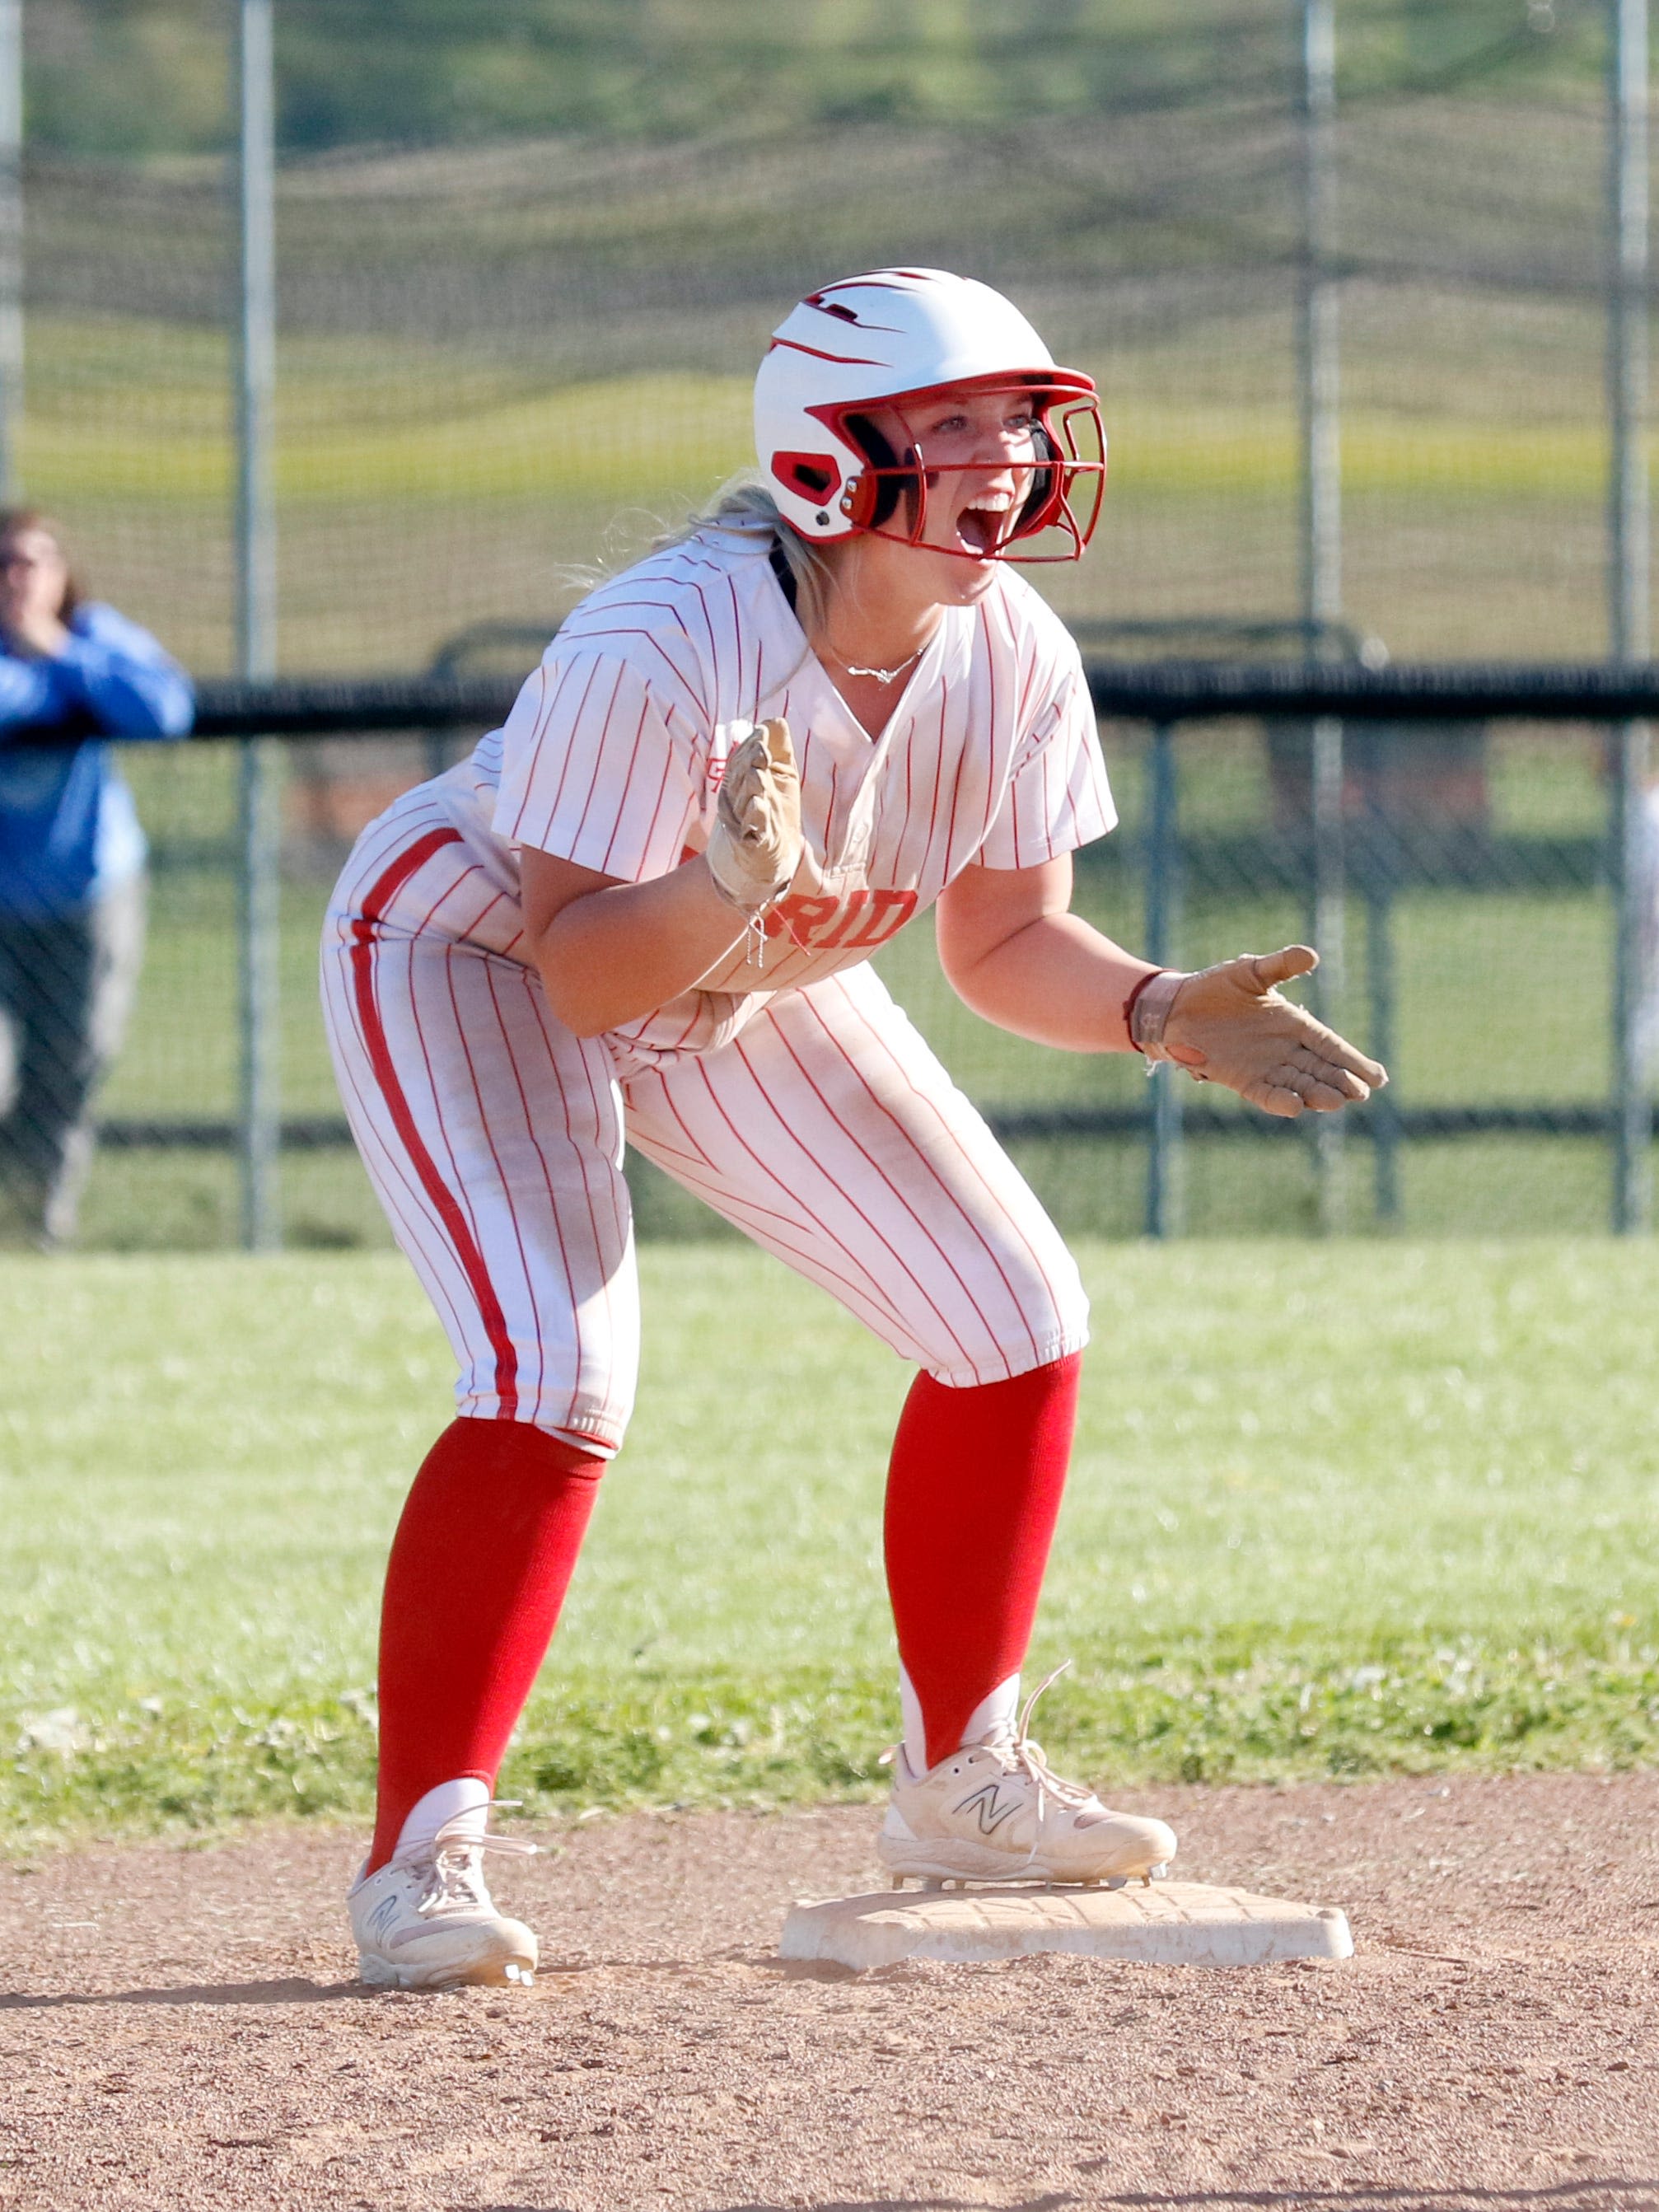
[444,1411,620,1473]
[453,1366,631,1458]
[1003,1248,1090,1380]
[539,1421,619,1471]
[447,1415,615,1485]
[923,1267,1091,1391]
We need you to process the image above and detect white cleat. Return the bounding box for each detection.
[878,1667,1177,1890]
[349,1810,540,1990]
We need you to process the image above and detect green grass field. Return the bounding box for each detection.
[3,1239,1656,1848]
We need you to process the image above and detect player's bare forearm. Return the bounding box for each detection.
[938,854,1386,1114]
[937,856,1157,1052]
[520,845,749,1036]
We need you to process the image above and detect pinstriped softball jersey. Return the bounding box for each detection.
[321,523,1111,1445]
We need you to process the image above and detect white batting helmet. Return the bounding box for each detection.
[754,267,1105,562]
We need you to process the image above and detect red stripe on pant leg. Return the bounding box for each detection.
[349,827,520,1419]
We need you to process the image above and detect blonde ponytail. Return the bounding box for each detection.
[656,475,831,640]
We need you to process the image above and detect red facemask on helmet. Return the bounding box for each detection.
[813,374,1105,563]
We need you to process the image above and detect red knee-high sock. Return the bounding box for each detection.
[367,1416,605,1872]
[883,1352,1082,1770]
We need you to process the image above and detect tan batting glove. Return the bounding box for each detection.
[704,718,804,914]
[1129,946,1387,1118]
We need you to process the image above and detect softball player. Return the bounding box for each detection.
[324,268,1386,1989]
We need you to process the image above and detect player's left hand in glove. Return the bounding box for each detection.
[705,717,810,913]
[1129,944,1386,1118]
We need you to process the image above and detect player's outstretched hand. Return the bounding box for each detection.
[1154,945,1387,1118]
[706,718,806,912]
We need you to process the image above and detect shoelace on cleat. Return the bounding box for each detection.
[974,1664,1097,1868]
[402,1804,538,1920]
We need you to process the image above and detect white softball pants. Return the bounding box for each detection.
[321,823,1088,1452]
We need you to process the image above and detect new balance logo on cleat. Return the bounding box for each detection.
[366,1895,402,1940]
[877,1667,1180,1890]
[348,1809,540,1991]
[956,1780,1023,1836]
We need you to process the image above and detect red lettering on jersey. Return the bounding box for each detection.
[759,892,825,942]
[815,890,873,950]
[674,863,917,957]
[784,894,841,942]
[759,885,918,952]
[842,888,918,948]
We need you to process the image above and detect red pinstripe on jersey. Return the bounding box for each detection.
[796,984,1062,1363]
[322,523,1105,1445]
[751,1014,1000,1371]
[348,825,521,1421]
[327,817,1089,1433]
[632,1075,907,1327]
[619,962,1088,1385]
[470,529,1113,1012]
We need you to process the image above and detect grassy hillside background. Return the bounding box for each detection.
[24,0,1611,160]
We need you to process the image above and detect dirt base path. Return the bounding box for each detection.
[3,1771,1658,2211]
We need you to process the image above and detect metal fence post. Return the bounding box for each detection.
[1298,0,1346,1233]
[1143,723,1185,1239]
[1297,0,1340,648]
[0,0,22,503]
[1311,714,1347,1231]
[1361,809,1402,1226]
[1609,0,1653,1233]
[235,0,280,1251]
[1613,721,1653,1229]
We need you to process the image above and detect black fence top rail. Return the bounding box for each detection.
[5,663,1659,748]
[1077,661,1659,724]
[97,1101,1618,1151]
[179,662,1659,738]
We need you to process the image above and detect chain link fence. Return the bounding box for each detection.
[27,697,1632,1251]
[1,0,1653,1246]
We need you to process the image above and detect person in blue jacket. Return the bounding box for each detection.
[0,508,194,1245]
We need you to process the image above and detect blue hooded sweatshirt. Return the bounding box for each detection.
[0,602,194,921]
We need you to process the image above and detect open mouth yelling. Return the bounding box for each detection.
[953,490,1018,559]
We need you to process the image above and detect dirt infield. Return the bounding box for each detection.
[2,1772,1657,2212]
